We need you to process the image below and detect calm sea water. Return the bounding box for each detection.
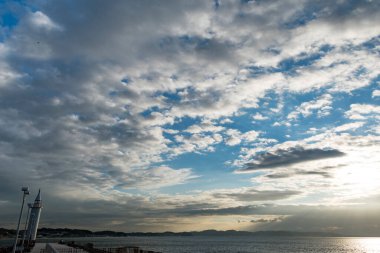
[2,236,380,253]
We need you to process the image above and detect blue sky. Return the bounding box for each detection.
[0,0,380,235]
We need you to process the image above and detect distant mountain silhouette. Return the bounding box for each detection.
[0,227,341,238]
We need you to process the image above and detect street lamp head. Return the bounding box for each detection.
[21,187,29,195]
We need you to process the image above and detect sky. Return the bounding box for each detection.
[0,0,379,236]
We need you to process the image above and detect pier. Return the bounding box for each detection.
[26,242,161,253]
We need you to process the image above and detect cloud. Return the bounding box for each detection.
[252,113,269,121]
[266,170,332,179]
[251,217,284,223]
[116,166,198,189]
[225,136,241,146]
[345,104,380,120]
[239,147,345,172]
[171,131,223,155]
[184,121,224,134]
[224,129,260,146]
[287,94,333,120]
[28,11,62,31]
[213,189,301,202]
[264,164,347,179]
[334,122,365,132]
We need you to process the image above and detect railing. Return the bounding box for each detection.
[44,244,86,253]
[94,248,156,253]
[41,249,85,253]
[62,242,161,253]
[45,244,58,253]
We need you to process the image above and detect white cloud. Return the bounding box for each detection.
[345,104,380,120]
[0,45,23,88]
[213,133,223,143]
[220,118,233,124]
[225,136,241,146]
[185,121,224,134]
[288,94,333,120]
[171,130,224,156]
[281,6,380,59]
[334,122,365,133]
[252,113,269,121]
[164,129,179,134]
[225,129,260,146]
[28,11,63,31]
[372,90,380,98]
[242,130,260,142]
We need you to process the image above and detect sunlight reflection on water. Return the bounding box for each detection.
[350,237,380,253]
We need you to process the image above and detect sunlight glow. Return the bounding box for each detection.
[334,160,380,197]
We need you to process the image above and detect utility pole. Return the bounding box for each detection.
[12,187,29,253]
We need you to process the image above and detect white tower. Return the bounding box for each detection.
[26,189,42,242]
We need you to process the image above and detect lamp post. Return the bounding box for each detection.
[12,187,29,253]
[21,203,32,249]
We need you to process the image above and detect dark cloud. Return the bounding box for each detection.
[213,189,301,201]
[266,170,333,179]
[170,205,266,217]
[240,147,345,172]
[297,170,331,178]
[265,164,347,179]
[250,217,284,223]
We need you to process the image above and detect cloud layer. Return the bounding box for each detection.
[0,0,379,234]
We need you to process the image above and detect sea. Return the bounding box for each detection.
[2,236,380,253]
